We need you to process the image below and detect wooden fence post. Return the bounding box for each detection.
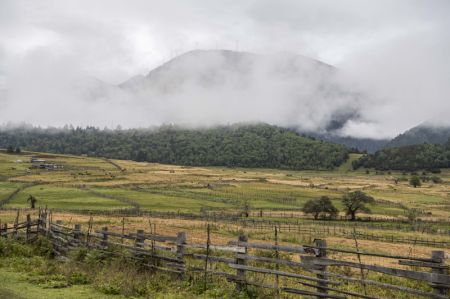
[0,223,6,238]
[203,224,211,291]
[235,234,248,292]
[135,229,145,249]
[134,229,145,263]
[13,210,19,239]
[100,227,108,249]
[73,224,81,246]
[37,208,41,235]
[25,214,31,242]
[45,212,51,237]
[314,239,328,297]
[55,219,62,237]
[176,232,186,280]
[431,251,449,296]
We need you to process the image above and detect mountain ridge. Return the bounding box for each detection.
[387,123,450,148]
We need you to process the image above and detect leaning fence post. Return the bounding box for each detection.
[314,239,328,296]
[176,232,186,280]
[235,234,248,292]
[431,250,449,296]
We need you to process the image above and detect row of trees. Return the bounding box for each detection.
[302,191,375,221]
[0,124,349,170]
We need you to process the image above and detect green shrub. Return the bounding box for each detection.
[69,247,88,262]
[33,236,53,257]
[98,282,121,295]
[68,271,89,285]
[0,238,34,257]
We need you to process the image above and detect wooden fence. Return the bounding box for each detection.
[1,211,449,299]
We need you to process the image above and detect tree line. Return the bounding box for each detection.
[0,124,349,170]
[352,139,450,171]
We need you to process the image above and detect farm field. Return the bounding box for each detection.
[0,151,449,220]
[0,150,449,249]
[0,150,450,298]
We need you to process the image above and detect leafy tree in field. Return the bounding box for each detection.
[15,147,21,153]
[341,191,375,221]
[409,176,421,188]
[302,196,338,220]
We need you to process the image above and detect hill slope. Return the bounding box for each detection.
[0,124,349,170]
[387,124,450,148]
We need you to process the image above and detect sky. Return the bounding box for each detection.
[0,0,449,138]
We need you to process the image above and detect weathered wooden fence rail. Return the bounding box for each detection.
[1,212,449,299]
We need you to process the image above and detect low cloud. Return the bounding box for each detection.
[0,0,449,138]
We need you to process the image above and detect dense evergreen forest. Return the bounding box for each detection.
[0,124,349,170]
[353,140,450,171]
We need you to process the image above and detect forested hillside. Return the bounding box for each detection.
[0,124,349,170]
[387,124,450,148]
[353,140,450,171]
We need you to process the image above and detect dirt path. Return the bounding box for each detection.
[102,158,124,172]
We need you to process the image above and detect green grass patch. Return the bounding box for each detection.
[5,186,132,211]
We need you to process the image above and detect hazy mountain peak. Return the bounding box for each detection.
[387,123,450,147]
[117,49,359,133]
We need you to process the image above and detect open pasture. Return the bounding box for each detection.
[0,151,449,220]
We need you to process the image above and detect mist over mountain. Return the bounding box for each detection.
[387,123,450,148]
[312,134,389,153]
[0,48,448,149]
[1,49,368,135]
[117,49,363,134]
